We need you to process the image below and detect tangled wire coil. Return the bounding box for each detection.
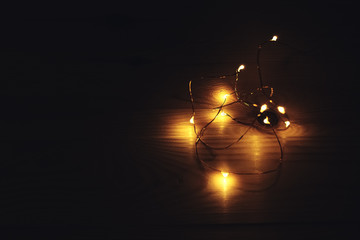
[189,35,292,176]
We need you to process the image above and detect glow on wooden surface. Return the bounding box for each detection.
[166,113,197,147]
[208,172,238,201]
[215,89,231,103]
[222,94,230,100]
[214,109,230,124]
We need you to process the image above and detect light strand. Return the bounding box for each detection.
[189,35,291,177]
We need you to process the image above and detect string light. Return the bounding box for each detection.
[189,35,292,178]
[260,104,268,113]
[263,116,270,125]
[237,64,245,72]
[221,172,229,178]
[277,106,286,114]
[220,111,227,116]
[270,35,278,41]
[189,115,195,124]
[285,121,291,128]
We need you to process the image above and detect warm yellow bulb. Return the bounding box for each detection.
[237,64,245,72]
[218,93,230,102]
[263,116,270,125]
[260,104,267,113]
[285,120,290,127]
[220,111,227,116]
[190,116,195,124]
[271,35,278,41]
[277,106,285,114]
[216,91,231,102]
[221,172,229,178]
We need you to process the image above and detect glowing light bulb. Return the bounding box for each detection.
[285,120,290,127]
[218,93,230,102]
[221,172,229,178]
[260,104,267,113]
[263,116,270,125]
[270,35,278,41]
[237,64,245,72]
[190,116,195,124]
[220,111,227,116]
[277,106,286,114]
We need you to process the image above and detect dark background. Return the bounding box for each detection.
[1,1,359,239]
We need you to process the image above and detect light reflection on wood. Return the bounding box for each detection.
[126,102,357,224]
[129,107,284,205]
[207,172,240,211]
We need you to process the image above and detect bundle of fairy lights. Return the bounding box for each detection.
[189,35,291,178]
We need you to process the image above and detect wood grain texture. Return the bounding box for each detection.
[122,101,359,226]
